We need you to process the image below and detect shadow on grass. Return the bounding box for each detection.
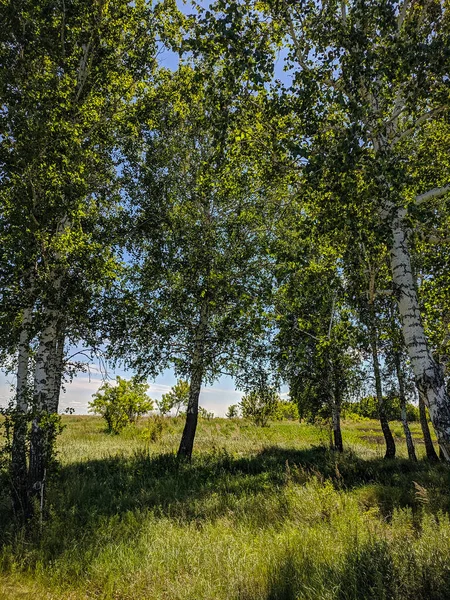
[50,446,449,518]
[1,445,449,568]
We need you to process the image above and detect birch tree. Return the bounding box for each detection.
[0,0,160,514]
[106,67,277,459]
[195,0,450,458]
[279,0,450,458]
[275,237,362,452]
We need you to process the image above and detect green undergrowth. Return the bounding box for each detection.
[1,417,449,600]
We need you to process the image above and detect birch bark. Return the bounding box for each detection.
[330,388,343,453]
[417,382,440,462]
[394,351,417,461]
[390,210,450,460]
[370,329,396,459]
[28,312,59,496]
[367,279,396,458]
[11,306,33,514]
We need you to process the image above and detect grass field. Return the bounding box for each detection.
[1,416,450,600]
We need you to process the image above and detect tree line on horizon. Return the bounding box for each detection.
[1,0,450,520]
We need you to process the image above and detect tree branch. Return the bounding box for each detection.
[397,0,411,31]
[394,106,446,143]
[415,184,450,205]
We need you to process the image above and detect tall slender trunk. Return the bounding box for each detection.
[394,351,417,461]
[368,307,396,458]
[330,392,343,452]
[177,300,209,460]
[48,331,65,414]
[328,363,343,452]
[28,314,61,498]
[417,383,439,462]
[11,307,33,515]
[390,211,450,460]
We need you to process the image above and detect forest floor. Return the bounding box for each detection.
[1,416,450,600]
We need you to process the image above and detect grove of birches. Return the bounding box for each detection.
[2,0,450,597]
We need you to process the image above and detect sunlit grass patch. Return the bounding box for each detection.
[1,417,449,599]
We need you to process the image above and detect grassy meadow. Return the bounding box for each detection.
[1,416,450,600]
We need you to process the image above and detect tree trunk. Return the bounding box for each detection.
[28,316,60,499]
[48,331,65,413]
[11,307,33,516]
[417,383,439,462]
[369,316,396,458]
[177,300,208,460]
[177,362,203,460]
[390,211,450,460]
[394,351,417,461]
[331,394,343,452]
[328,364,343,452]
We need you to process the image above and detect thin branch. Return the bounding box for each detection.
[293,322,320,342]
[281,1,344,96]
[65,349,94,362]
[61,0,66,59]
[75,40,92,102]
[328,296,335,339]
[426,235,450,244]
[340,0,347,25]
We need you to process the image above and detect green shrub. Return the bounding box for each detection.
[89,376,153,434]
[240,387,280,426]
[344,412,371,423]
[199,407,215,420]
[275,400,299,421]
[226,404,239,418]
[157,380,190,416]
[143,415,169,443]
[342,397,419,422]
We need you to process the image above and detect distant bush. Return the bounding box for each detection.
[343,412,371,423]
[157,380,190,416]
[143,415,169,443]
[275,400,299,421]
[342,397,419,422]
[89,376,153,434]
[226,404,239,418]
[240,387,280,426]
[199,407,215,420]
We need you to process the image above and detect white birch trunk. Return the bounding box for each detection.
[29,313,59,494]
[390,210,450,460]
[28,221,67,502]
[33,316,58,411]
[330,391,343,452]
[12,306,34,514]
[16,307,33,412]
[48,332,65,414]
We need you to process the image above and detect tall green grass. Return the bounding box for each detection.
[1,416,449,600]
